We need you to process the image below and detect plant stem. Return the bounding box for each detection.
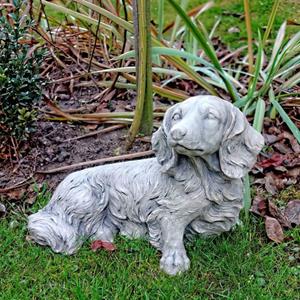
[243,0,254,74]
[127,0,153,148]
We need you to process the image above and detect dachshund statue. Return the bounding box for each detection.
[28,95,264,275]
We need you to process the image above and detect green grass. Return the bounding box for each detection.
[1,195,299,300]
[152,0,300,49]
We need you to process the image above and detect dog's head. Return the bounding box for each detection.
[152,96,264,179]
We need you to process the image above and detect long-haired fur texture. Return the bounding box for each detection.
[28,96,264,275]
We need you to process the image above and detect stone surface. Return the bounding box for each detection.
[28,95,264,275]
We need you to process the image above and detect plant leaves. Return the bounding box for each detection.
[269,93,300,144]
[284,200,300,226]
[91,240,117,252]
[265,216,284,243]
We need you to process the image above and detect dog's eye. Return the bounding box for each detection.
[172,113,182,121]
[207,112,218,120]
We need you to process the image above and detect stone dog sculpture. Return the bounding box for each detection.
[28,95,264,275]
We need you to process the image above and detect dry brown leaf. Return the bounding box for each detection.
[268,200,291,228]
[250,196,267,217]
[91,240,117,252]
[284,200,300,226]
[265,216,284,243]
[279,131,300,153]
[258,154,285,168]
[264,173,278,194]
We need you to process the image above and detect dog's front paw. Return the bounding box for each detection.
[160,248,190,276]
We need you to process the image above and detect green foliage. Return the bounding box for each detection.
[0,0,45,142]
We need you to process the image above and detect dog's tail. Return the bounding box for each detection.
[28,210,81,254]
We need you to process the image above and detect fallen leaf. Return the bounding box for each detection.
[279,131,300,153]
[268,200,291,228]
[250,196,267,217]
[263,134,279,145]
[284,200,300,226]
[273,142,292,154]
[4,189,25,200]
[286,167,300,178]
[264,173,278,194]
[228,26,240,33]
[258,154,285,168]
[265,216,284,243]
[91,240,116,252]
[101,241,117,251]
[287,19,300,26]
[283,153,300,168]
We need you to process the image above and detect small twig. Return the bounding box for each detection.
[10,136,20,163]
[37,150,154,174]
[65,125,125,142]
[136,136,151,143]
[0,176,34,193]
[40,0,53,43]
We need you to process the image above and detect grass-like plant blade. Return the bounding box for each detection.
[157,0,164,41]
[253,98,265,133]
[246,31,263,101]
[281,71,300,89]
[243,174,251,219]
[243,83,264,217]
[166,0,240,101]
[170,0,189,45]
[262,0,280,45]
[269,89,300,143]
[116,47,213,68]
[266,21,286,71]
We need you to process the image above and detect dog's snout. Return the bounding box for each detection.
[171,127,187,141]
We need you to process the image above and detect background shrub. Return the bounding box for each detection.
[0,0,45,144]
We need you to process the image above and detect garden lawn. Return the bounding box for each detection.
[1,206,299,299]
[152,0,300,48]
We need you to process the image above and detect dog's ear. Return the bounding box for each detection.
[219,106,264,179]
[151,106,178,173]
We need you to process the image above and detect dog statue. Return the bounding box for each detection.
[28,96,264,275]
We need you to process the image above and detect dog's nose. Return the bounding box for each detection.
[171,127,187,141]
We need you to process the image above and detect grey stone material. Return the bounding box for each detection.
[28,95,264,275]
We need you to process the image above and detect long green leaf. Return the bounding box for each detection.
[166,0,239,101]
[243,174,251,219]
[269,89,300,143]
[262,0,280,45]
[265,21,286,72]
[281,71,300,89]
[116,47,213,68]
[246,31,263,102]
[253,98,265,133]
[157,0,164,41]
